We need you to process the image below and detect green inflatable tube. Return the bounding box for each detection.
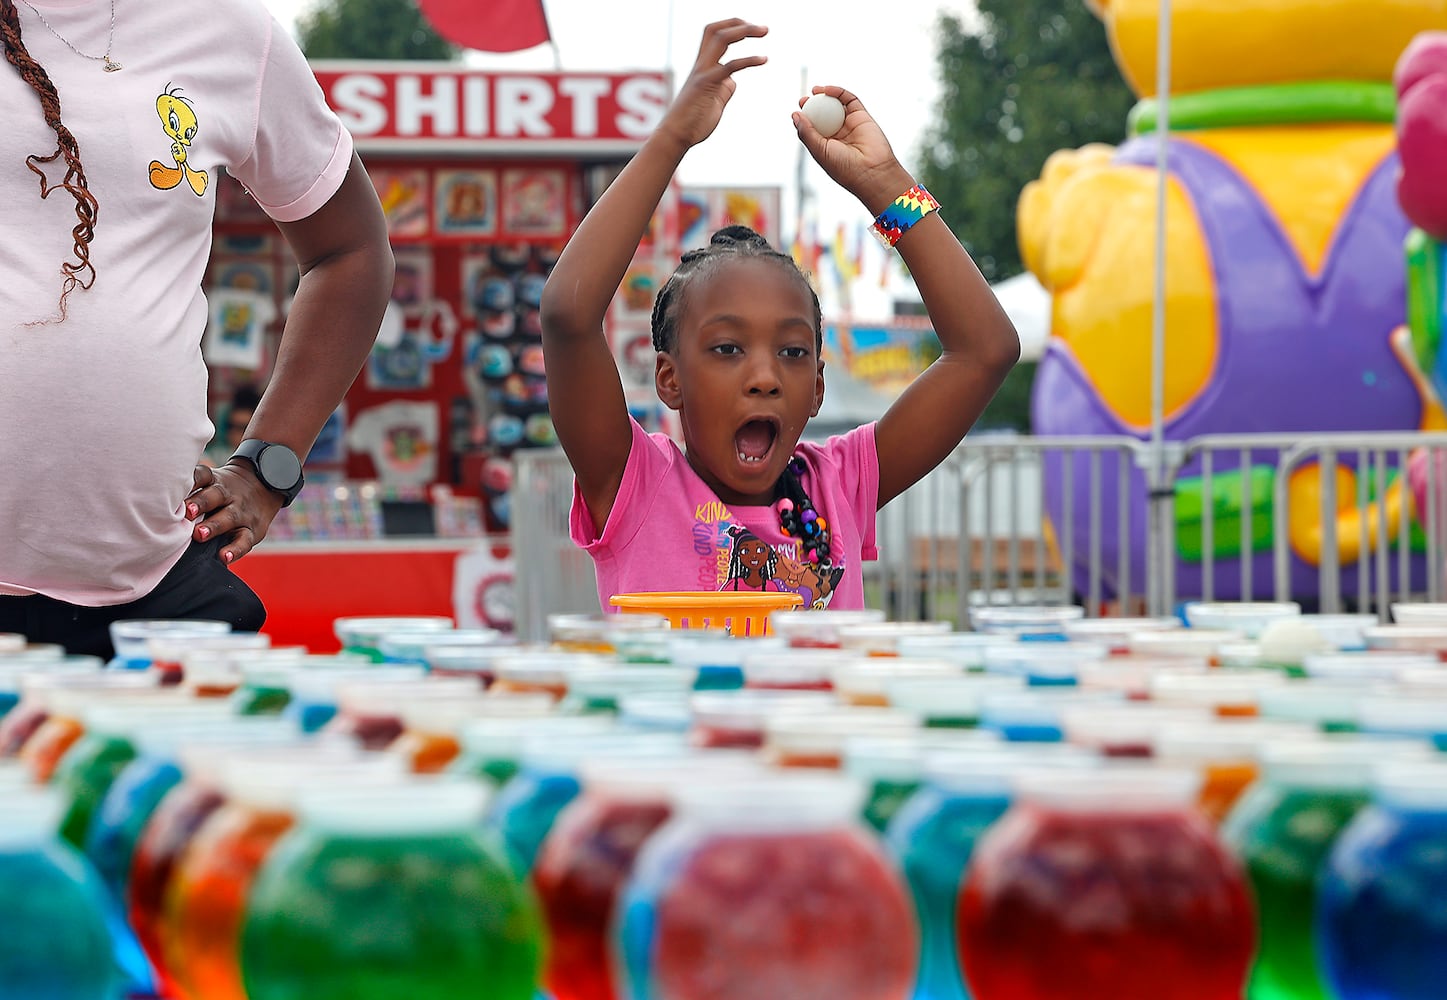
[1407,229,1442,379]
[1128,81,1396,136]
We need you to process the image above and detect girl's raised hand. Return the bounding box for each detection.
[792,87,912,214]
[658,19,769,150]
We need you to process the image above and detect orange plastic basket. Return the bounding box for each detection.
[609,591,804,636]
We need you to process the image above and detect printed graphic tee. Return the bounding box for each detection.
[347,401,440,486]
[572,419,880,611]
[202,289,276,369]
[0,0,352,603]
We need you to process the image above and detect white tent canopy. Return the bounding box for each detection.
[991,272,1051,362]
[887,271,1052,361]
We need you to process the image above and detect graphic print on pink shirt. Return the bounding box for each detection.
[148,85,210,197]
[717,523,844,608]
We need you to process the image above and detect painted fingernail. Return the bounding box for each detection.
[223,550,234,564]
[198,526,210,539]
[187,504,198,518]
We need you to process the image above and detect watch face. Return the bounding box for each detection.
[257,444,302,490]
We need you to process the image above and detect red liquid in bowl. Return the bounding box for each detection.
[957,803,1254,1000]
[0,704,51,756]
[652,828,916,1000]
[128,782,227,992]
[326,711,404,751]
[534,794,673,1000]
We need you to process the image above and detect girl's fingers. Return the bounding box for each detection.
[708,19,768,44]
[792,113,833,162]
[805,84,866,114]
[720,54,768,77]
[695,19,767,69]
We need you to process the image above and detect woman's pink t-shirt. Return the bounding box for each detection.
[571,419,879,611]
[1,0,350,604]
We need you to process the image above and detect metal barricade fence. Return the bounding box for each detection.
[870,436,1149,624]
[512,449,599,643]
[1263,433,1447,614]
[880,432,1447,621]
[510,433,1447,635]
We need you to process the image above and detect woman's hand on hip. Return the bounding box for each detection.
[185,463,284,564]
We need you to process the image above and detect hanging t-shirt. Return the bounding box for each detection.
[348,401,440,486]
[202,288,277,369]
[571,419,880,611]
[0,0,353,604]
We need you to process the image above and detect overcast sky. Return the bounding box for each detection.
[262,0,983,315]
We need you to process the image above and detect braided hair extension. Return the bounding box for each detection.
[0,0,99,321]
[649,225,821,354]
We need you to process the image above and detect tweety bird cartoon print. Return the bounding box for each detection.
[148,85,208,197]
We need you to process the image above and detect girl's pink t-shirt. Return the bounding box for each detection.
[571,419,879,611]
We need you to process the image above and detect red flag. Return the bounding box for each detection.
[417,0,551,53]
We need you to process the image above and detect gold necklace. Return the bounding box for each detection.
[19,0,121,72]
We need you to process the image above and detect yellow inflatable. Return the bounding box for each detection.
[1021,0,1447,595]
[1096,0,1443,97]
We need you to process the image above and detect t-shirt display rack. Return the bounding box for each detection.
[205,158,585,537]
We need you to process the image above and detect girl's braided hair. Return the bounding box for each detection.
[650,225,822,353]
[1,0,99,320]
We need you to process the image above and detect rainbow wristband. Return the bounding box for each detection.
[871,184,940,248]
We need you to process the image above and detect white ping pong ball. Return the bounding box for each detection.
[801,93,846,138]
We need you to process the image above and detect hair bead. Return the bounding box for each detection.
[775,453,833,575]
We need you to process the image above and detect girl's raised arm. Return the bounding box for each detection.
[540,19,767,531]
[792,87,1020,508]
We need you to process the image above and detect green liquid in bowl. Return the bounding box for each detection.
[242,825,542,1000]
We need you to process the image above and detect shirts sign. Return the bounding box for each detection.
[311,63,671,153]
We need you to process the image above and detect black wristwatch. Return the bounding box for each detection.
[229,439,305,507]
